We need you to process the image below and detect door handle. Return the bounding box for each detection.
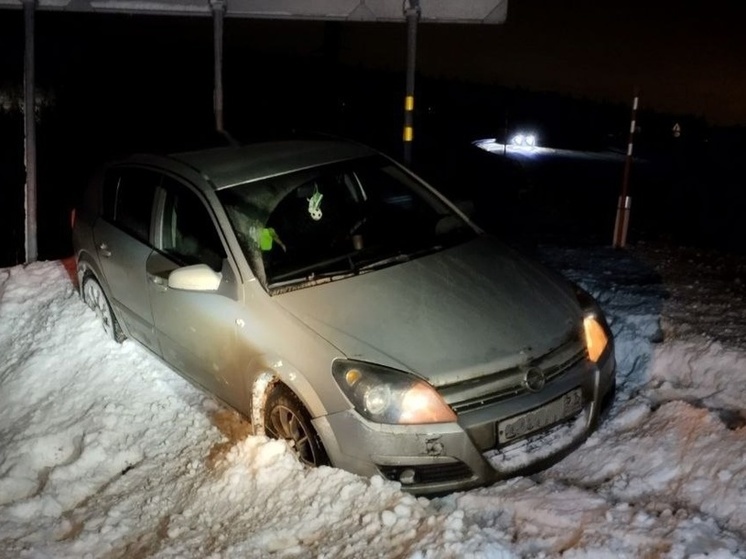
[98,243,112,258]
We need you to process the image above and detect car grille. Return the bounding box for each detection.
[378,461,473,484]
[437,337,587,415]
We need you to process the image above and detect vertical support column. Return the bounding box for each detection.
[612,88,639,249]
[23,0,38,263]
[402,0,420,167]
[211,0,226,133]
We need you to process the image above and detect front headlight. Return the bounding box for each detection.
[576,287,611,363]
[332,360,457,425]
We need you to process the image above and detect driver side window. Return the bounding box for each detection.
[159,177,226,272]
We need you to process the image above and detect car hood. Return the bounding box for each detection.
[274,236,583,386]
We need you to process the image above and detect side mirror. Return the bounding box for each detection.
[168,264,222,292]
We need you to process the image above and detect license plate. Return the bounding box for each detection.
[498,388,583,444]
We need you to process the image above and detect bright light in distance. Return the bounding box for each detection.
[510,132,538,149]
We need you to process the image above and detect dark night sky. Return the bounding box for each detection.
[1,0,746,125]
[332,0,746,125]
[2,0,746,262]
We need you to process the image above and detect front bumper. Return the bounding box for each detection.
[313,351,616,495]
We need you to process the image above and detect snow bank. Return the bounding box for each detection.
[1,245,745,557]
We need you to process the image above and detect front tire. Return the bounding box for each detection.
[82,276,125,343]
[264,385,330,467]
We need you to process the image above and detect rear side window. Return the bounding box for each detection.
[102,168,159,242]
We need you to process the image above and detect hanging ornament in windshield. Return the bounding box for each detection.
[307,184,324,221]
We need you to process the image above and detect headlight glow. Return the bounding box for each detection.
[400,383,452,423]
[511,133,525,146]
[333,360,456,425]
[510,131,538,148]
[584,315,609,362]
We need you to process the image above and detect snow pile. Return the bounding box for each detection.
[1,244,746,558]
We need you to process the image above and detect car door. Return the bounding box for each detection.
[146,175,243,404]
[93,167,159,352]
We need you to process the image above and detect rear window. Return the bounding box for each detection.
[102,168,159,243]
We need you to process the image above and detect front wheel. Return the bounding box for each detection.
[264,385,330,467]
[82,276,125,343]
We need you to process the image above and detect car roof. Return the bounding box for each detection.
[164,140,378,191]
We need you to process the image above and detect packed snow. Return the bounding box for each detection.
[1,243,745,558]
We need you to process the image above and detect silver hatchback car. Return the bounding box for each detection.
[73,140,615,494]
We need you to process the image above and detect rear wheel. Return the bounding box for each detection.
[264,385,330,467]
[82,276,124,343]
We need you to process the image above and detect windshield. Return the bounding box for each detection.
[218,155,476,292]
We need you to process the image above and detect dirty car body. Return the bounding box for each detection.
[72,140,616,494]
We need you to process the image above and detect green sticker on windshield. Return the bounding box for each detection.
[259,228,273,251]
[259,227,286,252]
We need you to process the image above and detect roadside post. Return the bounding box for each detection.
[402,0,420,167]
[23,0,37,263]
[210,0,225,134]
[612,89,639,248]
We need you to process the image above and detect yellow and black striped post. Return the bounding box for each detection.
[403,0,420,167]
[613,88,640,248]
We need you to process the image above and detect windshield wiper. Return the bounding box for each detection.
[269,242,449,290]
[356,244,443,273]
[270,252,358,284]
[268,269,357,292]
[357,253,411,273]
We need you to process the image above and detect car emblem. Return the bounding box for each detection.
[522,367,546,393]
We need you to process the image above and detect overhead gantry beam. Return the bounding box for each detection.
[0,0,508,23]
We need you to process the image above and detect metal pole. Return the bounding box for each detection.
[402,0,420,167]
[211,0,226,133]
[503,112,508,156]
[23,0,38,263]
[612,88,639,248]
